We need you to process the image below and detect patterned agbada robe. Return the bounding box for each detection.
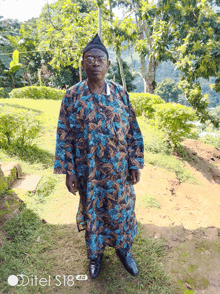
[54,79,144,259]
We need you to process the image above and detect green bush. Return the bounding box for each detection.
[153,103,197,147]
[0,105,42,149]
[0,88,4,97]
[9,86,65,100]
[129,92,165,118]
[138,117,170,154]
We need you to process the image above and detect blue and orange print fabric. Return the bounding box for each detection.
[54,79,144,259]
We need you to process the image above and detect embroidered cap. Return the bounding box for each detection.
[83,34,109,59]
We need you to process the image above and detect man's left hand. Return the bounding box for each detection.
[129,169,140,185]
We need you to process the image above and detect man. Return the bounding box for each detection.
[54,34,144,279]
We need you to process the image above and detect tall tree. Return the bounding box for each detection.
[103,16,137,91]
[37,0,98,72]
[112,0,220,124]
[107,59,137,92]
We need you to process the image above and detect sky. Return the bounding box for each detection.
[0,0,123,22]
[0,0,56,22]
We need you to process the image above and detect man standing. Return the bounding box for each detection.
[54,34,144,279]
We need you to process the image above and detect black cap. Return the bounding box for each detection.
[83,33,109,59]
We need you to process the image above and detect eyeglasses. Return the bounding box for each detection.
[84,56,107,65]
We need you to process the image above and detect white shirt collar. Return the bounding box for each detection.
[105,79,110,95]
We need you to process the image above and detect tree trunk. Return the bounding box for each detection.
[79,65,82,82]
[139,53,147,93]
[11,76,15,89]
[116,52,127,92]
[146,54,158,93]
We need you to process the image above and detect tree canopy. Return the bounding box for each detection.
[154,79,182,103]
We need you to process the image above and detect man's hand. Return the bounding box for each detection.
[129,169,140,185]
[66,173,78,195]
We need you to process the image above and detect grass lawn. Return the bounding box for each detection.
[0,97,198,293]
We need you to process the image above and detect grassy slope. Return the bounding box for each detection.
[0,98,203,293]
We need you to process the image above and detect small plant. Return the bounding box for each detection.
[153,103,198,148]
[0,105,43,149]
[4,50,22,89]
[141,194,161,209]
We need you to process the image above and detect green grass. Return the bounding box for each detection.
[0,207,175,293]
[144,152,200,184]
[0,208,56,293]
[140,194,161,209]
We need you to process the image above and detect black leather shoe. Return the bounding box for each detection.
[116,249,139,276]
[89,253,103,279]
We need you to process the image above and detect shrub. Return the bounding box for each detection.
[137,117,170,154]
[9,86,65,100]
[129,92,165,118]
[0,88,4,97]
[0,105,43,149]
[153,103,197,147]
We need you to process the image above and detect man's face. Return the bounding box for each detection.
[81,48,111,81]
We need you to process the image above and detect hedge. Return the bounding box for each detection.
[9,86,65,100]
[129,92,165,118]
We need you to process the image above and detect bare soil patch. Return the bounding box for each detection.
[135,139,220,293]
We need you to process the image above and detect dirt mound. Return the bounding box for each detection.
[182,139,220,184]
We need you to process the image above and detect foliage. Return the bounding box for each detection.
[144,0,220,123]
[108,59,137,92]
[9,86,65,100]
[48,66,79,89]
[3,50,23,88]
[103,16,137,90]
[200,133,220,149]
[111,0,220,125]
[137,117,170,155]
[153,103,198,147]
[0,105,42,149]
[129,92,165,118]
[209,105,220,121]
[0,87,4,97]
[155,79,182,103]
[0,18,22,89]
[37,0,98,70]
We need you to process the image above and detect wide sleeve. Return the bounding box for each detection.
[54,91,76,175]
[124,91,144,170]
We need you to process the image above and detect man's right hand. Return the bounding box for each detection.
[66,173,78,195]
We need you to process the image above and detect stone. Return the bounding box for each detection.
[11,174,42,192]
